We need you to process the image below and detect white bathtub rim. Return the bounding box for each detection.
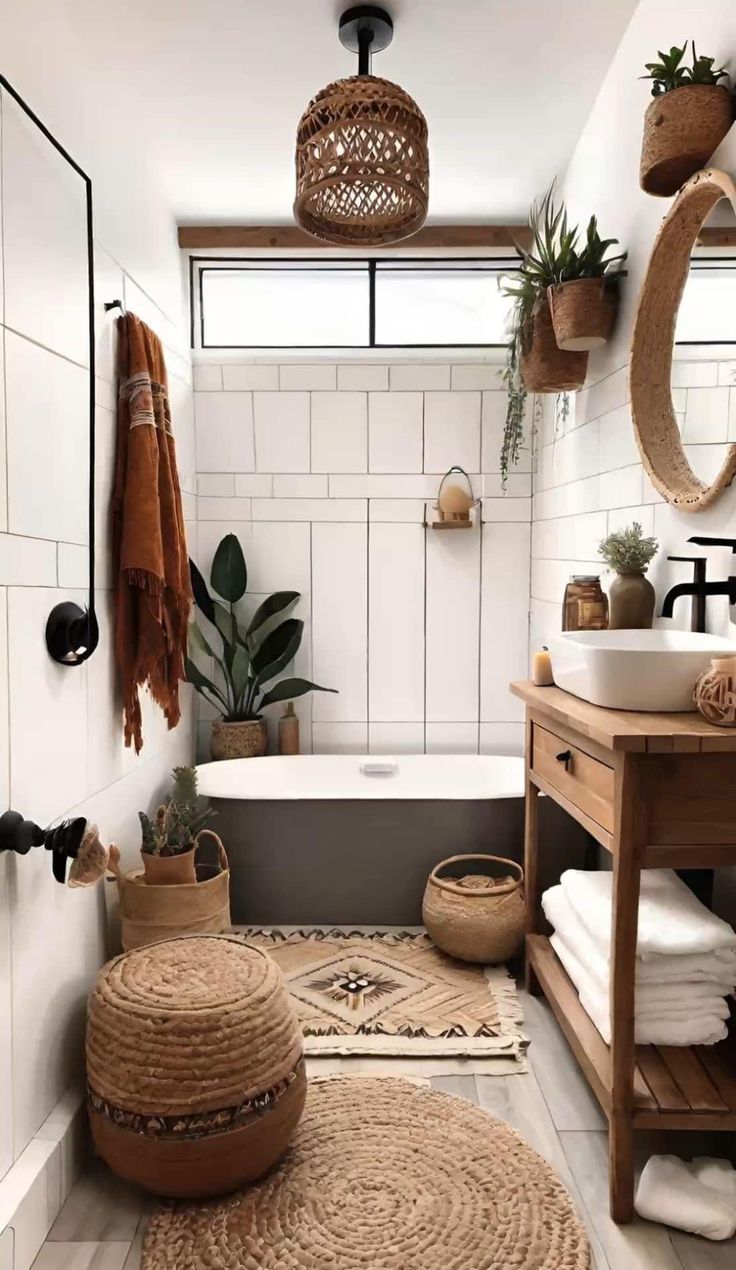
[195,753,525,801]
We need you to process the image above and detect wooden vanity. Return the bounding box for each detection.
[512,680,736,1224]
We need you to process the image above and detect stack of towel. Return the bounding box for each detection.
[542,869,736,1046]
[636,1156,736,1240]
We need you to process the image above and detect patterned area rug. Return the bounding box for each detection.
[239,928,527,1067]
[142,1077,591,1269]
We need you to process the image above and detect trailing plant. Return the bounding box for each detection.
[139,766,213,858]
[186,533,336,722]
[642,42,730,96]
[499,188,626,487]
[599,522,659,574]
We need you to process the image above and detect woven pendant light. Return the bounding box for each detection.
[294,6,429,247]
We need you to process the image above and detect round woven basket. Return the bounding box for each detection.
[294,75,429,246]
[548,277,618,351]
[423,855,526,964]
[640,84,733,197]
[86,935,306,1198]
[112,832,232,951]
[521,292,588,392]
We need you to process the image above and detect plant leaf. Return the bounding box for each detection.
[259,677,338,709]
[246,591,300,650]
[189,558,215,623]
[210,533,247,603]
[230,642,251,705]
[188,620,217,660]
[251,618,304,684]
[184,655,229,712]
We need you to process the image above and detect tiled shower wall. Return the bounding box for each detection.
[193,360,532,757]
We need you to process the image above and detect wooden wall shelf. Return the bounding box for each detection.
[512,680,736,1224]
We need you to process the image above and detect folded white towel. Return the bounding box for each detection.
[560,868,736,958]
[635,1155,736,1240]
[692,1157,736,1206]
[543,886,736,996]
[551,932,729,1045]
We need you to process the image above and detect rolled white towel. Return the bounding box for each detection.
[551,932,729,1046]
[635,1155,736,1240]
[543,886,736,996]
[692,1157,736,1206]
[560,868,736,958]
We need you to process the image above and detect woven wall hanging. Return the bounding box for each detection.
[294,6,429,246]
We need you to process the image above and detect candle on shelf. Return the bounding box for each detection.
[532,647,554,687]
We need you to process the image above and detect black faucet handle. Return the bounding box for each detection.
[668,555,707,563]
[688,536,736,553]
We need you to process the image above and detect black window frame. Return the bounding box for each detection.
[189,255,521,351]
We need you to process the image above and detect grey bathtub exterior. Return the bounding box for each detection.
[208,794,592,926]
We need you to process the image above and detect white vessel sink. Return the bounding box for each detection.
[547,629,736,712]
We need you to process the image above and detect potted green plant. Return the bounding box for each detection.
[599,522,659,630]
[500,189,624,486]
[187,533,336,759]
[640,42,733,196]
[139,766,213,885]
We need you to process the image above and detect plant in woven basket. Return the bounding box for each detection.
[186,533,336,722]
[140,767,213,858]
[642,42,730,95]
[599,522,659,574]
[500,188,625,485]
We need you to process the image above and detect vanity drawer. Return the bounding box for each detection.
[532,724,615,833]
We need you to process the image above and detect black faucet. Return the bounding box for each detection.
[661,536,736,630]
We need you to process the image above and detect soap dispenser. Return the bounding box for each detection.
[278,702,300,756]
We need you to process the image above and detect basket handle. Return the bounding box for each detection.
[195,829,228,873]
[429,853,524,898]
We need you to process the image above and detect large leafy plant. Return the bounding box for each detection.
[499,188,626,487]
[140,766,213,858]
[186,533,335,721]
[642,42,729,96]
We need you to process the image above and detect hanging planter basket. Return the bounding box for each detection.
[521,292,588,393]
[548,277,618,351]
[640,84,734,197]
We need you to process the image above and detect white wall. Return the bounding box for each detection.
[0,52,195,1267]
[530,0,736,920]
[194,359,532,758]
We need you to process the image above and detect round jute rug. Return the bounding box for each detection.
[142,1077,591,1269]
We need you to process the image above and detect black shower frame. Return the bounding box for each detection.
[0,72,98,663]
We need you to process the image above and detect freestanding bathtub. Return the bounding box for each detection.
[195,754,592,925]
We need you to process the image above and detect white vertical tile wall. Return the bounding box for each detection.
[195,362,532,755]
[0,83,196,1202]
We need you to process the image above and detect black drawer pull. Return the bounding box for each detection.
[556,750,573,772]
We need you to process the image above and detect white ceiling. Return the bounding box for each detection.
[21,0,640,224]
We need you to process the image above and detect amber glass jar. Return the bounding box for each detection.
[562,575,609,632]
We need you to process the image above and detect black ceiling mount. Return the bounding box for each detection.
[339,5,394,75]
[0,73,99,667]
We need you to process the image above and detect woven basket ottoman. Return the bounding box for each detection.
[86,934,306,1198]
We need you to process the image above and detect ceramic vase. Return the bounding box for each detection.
[608,571,655,630]
[211,719,268,760]
[694,656,736,727]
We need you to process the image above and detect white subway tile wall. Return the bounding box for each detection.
[531,361,736,653]
[194,361,532,756]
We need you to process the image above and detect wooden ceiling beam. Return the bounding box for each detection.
[696,226,736,248]
[177,224,532,252]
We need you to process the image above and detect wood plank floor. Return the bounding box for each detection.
[34,991,736,1269]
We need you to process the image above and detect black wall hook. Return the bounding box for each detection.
[0,810,87,883]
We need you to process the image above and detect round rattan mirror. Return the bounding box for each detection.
[630,168,736,509]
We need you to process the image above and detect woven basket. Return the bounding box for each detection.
[86,935,306,1197]
[112,831,231,952]
[548,277,618,351]
[640,85,733,197]
[521,292,588,392]
[211,718,268,760]
[294,75,429,246]
[423,855,526,964]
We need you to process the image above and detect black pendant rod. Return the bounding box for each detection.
[0,73,98,665]
[357,26,374,75]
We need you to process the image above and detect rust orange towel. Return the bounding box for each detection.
[112,313,191,752]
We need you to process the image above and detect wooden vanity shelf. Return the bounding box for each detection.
[512,680,736,1224]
